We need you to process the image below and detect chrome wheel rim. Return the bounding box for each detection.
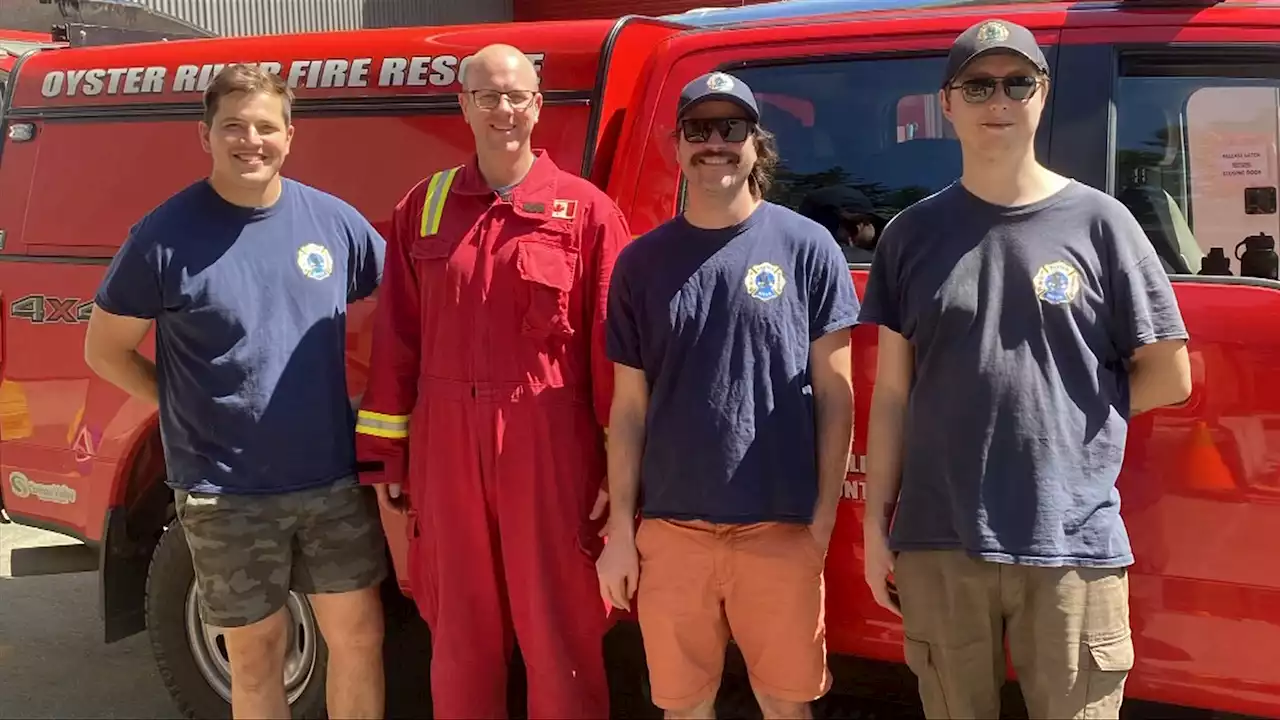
[184,584,319,705]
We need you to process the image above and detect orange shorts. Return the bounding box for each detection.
[634,518,832,710]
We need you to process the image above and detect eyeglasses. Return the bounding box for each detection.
[468,89,538,111]
[679,117,755,143]
[950,75,1041,104]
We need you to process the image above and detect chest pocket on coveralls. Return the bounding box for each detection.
[515,223,579,343]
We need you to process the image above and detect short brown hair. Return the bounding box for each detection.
[202,63,294,126]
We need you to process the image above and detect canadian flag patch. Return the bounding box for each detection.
[551,199,578,220]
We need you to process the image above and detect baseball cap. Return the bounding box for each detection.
[942,19,1049,88]
[677,71,760,123]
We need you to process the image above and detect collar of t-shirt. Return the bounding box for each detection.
[493,182,518,201]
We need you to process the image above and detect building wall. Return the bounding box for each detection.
[513,0,772,22]
[129,0,512,37]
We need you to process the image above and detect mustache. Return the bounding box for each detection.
[692,150,740,164]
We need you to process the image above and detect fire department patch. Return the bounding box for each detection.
[297,243,334,281]
[552,199,578,220]
[1033,260,1080,305]
[744,261,786,302]
[976,20,1010,44]
[707,72,735,92]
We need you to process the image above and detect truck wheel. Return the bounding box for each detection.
[145,519,328,719]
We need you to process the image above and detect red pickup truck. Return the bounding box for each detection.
[1,0,1278,717]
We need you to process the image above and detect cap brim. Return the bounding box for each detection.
[945,46,1047,86]
[678,93,760,122]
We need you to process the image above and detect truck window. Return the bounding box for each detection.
[730,54,1023,262]
[1114,56,1280,277]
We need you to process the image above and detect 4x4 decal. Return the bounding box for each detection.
[9,294,94,324]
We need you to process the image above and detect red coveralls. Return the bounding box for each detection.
[355,150,631,719]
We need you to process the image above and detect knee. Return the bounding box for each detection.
[756,695,811,720]
[324,604,385,657]
[226,628,288,689]
[664,697,716,720]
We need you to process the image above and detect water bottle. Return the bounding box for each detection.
[1198,247,1233,276]
[1236,232,1279,280]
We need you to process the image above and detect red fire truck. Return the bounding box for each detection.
[1,0,1279,717]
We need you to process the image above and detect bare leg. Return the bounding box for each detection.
[756,694,813,720]
[309,585,386,719]
[222,607,291,720]
[665,696,717,720]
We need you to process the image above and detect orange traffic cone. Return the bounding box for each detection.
[1181,420,1236,493]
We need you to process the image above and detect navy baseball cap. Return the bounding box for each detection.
[677,71,760,123]
[943,19,1049,87]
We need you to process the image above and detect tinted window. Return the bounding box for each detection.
[1115,58,1280,278]
[732,54,1050,264]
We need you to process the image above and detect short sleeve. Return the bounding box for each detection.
[1108,217,1189,357]
[605,251,644,369]
[856,214,906,334]
[808,232,860,341]
[94,221,163,319]
[347,212,387,302]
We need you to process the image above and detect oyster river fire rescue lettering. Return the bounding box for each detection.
[38,53,546,98]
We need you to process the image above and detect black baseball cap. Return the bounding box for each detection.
[677,71,760,123]
[942,19,1049,88]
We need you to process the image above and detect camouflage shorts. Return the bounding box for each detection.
[174,478,388,628]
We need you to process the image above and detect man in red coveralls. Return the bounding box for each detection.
[354,43,631,719]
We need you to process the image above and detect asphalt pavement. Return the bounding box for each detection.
[0,524,177,719]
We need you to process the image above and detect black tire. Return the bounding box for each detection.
[145,519,329,720]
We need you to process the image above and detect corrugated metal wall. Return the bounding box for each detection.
[128,0,512,37]
[514,0,769,22]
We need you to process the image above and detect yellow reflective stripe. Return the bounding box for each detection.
[419,166,461,237]
[358,410,408,424]
[356,410,409,439]
[355,424,408,440]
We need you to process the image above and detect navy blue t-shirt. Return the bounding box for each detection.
[606,201,860,524]
[94,178,386,495]
[857,180,1188,567]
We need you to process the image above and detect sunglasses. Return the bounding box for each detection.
[679,117,755,143]
[950,75,1041,104]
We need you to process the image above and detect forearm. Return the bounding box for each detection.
[813,386,854,526]
[864,389,907,532]
[88,350,159,405]
[605,410,645,540]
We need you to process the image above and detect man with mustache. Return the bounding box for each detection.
[354,44,631,718]
[596,71,858,720]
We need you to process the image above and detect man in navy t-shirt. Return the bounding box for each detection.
[595,71,859,719]
[84,64,388,719]
[857,20,1192,719]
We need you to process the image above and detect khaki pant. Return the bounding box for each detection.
[895,550,1133,720]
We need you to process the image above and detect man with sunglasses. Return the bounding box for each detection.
[354,43,632,718]
[857,18,1191,720]
[597,71,858,719]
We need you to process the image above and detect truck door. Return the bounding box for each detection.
[617,23,1062,664]
[1050,28,1280,718]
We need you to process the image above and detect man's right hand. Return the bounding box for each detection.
[864,521,900,616]
[374,482,407,515]
[596,529,639,612]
